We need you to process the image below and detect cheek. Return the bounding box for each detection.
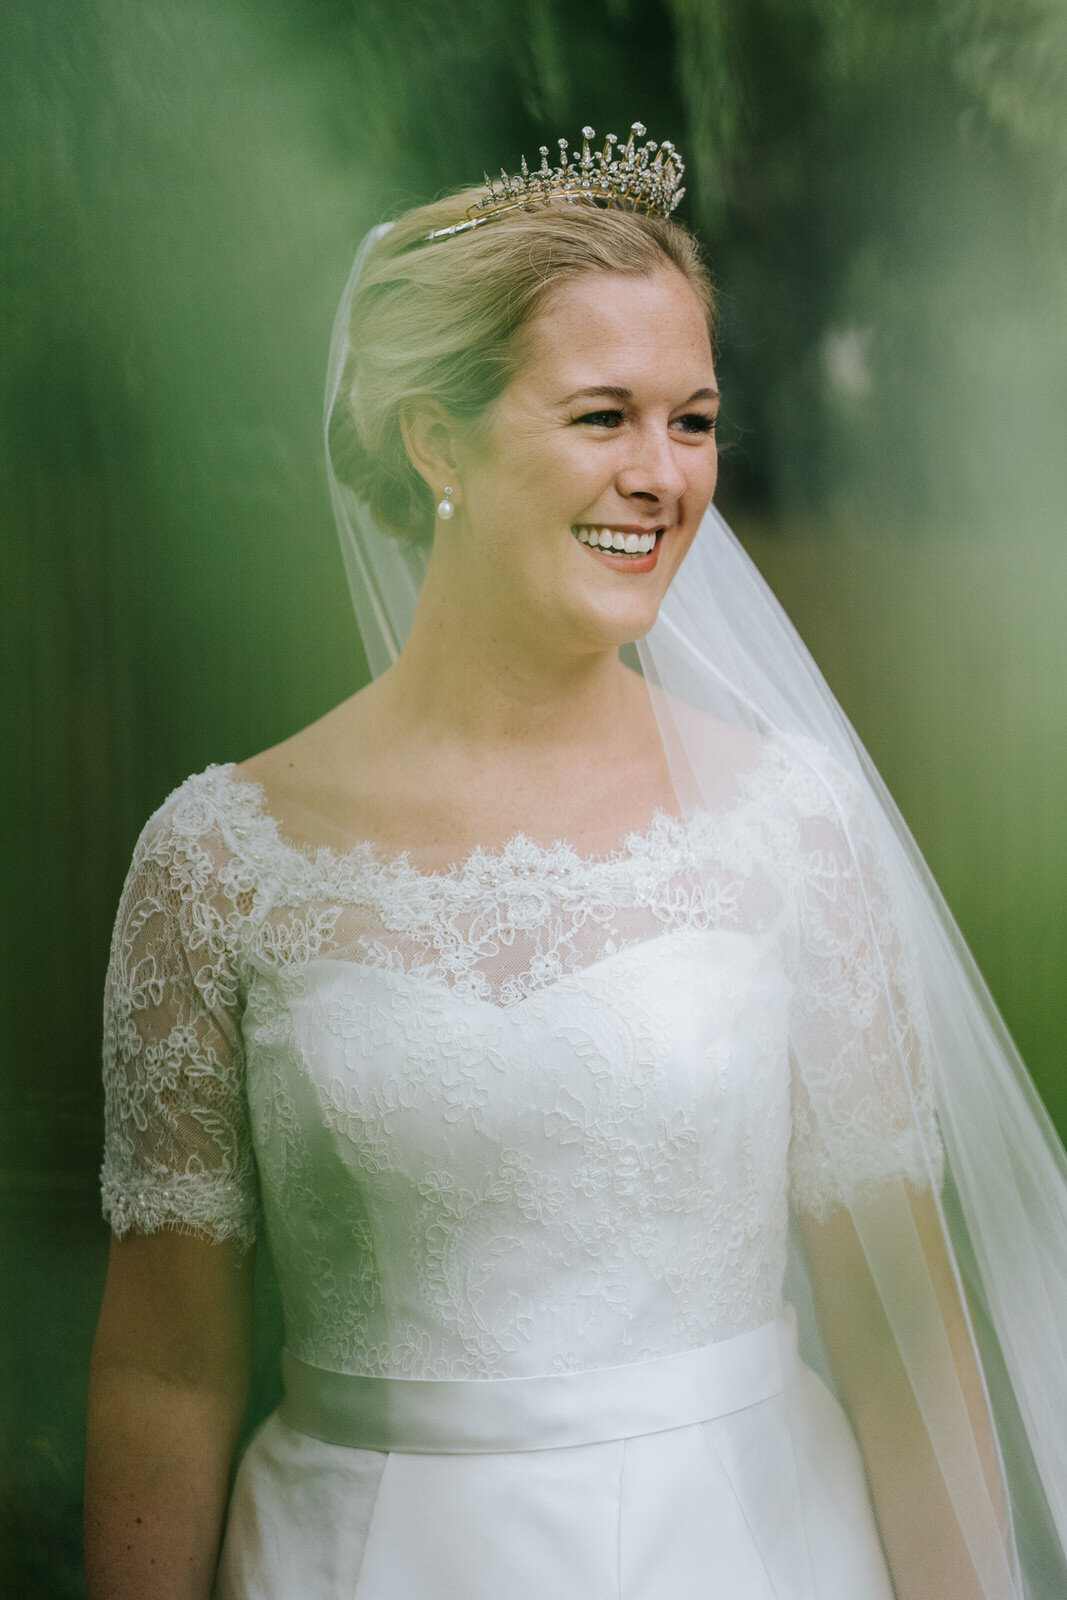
[666,490,710,575]
[546,443,610,503]
[669,524,701,576]
[692,444,718,500]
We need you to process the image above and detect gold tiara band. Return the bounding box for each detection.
[424,123,685,243]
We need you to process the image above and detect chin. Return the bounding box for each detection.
[569,595,665,652]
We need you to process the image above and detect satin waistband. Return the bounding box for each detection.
[279,1305,802,1455]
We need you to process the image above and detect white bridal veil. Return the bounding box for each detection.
[325,219,1067,1598]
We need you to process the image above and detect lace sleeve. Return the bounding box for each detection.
[784,752,946,1221]
[100,782,259,1249]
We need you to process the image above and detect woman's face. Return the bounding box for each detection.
[444,265,720,655]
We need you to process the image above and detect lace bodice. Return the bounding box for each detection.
[101,740,943,1379]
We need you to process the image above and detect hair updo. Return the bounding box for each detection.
[329,190,718,543]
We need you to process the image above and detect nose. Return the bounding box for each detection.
[615,424,687,507]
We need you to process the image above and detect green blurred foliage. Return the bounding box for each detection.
[2,0,1066,1592]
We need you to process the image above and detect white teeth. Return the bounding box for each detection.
[571,526,659,556]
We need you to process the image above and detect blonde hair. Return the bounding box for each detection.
[329,189,718,542]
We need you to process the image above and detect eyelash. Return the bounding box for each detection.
[573,408,717,435]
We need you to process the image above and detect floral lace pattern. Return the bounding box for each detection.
[101,745,944,1378]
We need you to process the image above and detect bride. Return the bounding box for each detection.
[85,127,1067,1599]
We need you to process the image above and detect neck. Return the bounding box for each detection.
[372,558,634,756]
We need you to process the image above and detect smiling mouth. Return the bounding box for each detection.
[571,525,663,557]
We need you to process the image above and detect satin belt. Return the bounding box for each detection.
[279,1305,802,1455]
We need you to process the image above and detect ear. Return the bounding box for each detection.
[399,400,465,508]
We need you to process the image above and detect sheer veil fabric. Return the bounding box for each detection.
[325,221,1067,1597]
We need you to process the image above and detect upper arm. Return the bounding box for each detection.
[92,1228,256,1396]
[784,754,945,1220]
[100,786,261,1250]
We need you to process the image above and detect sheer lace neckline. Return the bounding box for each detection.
[214,760,715,888]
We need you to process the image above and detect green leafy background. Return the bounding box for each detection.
[3,1,1066,1590]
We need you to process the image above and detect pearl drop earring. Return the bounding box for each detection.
[436,485,455,521]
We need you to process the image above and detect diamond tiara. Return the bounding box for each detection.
[425,123,685,242]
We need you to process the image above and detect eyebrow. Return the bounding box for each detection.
[560,385,721,407]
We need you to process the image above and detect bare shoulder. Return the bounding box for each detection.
[636,667,769,783]
[233,679,400,846]
[236,688,372,800]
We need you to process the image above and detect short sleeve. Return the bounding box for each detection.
[100,781,260,1249]
[782,748,946,1220]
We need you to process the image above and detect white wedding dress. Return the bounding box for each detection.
[101,737,944,1599]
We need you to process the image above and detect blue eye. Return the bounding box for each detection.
[570,408,718,434]
[573,409,625,428]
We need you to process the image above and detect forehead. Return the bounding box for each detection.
[517,267,714,389]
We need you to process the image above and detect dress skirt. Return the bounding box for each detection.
[213,1311,894,1600]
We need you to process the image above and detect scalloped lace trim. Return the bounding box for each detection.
[190,753,776,908]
